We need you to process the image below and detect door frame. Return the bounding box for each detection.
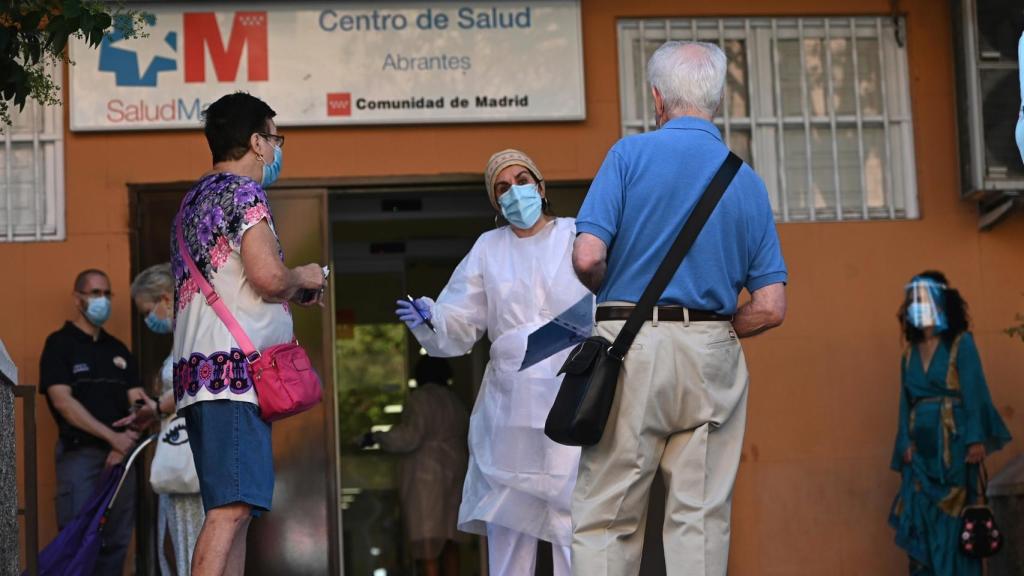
[129,173,592,575]
[129,181,341,574]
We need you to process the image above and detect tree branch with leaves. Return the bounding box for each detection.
[0,0,147,126]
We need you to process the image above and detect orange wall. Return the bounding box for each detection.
[6,1,1023,574]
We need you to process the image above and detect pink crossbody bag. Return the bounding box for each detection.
[175,209,322,423]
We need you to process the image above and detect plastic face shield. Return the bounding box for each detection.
[905,277,948,332]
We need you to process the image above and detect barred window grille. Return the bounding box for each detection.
[618,17,918,222]
[1,89,65,242]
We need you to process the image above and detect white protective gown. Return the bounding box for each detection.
[411,217,591,546]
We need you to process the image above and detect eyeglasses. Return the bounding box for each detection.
[77,289,112,298]
[259,133,285,148]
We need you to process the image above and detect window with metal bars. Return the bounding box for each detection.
[1,92,65,242]
[618,17,918,222]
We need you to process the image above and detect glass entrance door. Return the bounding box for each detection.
[335,268,411,576]
[331,187,493,576]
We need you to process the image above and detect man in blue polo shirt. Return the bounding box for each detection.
[571,41,787,576]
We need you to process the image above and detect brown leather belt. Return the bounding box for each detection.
[596,306,733,323]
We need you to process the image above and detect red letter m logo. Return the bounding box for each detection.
[184,12,268,83]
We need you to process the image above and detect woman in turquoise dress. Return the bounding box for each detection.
[889,271,1012,576]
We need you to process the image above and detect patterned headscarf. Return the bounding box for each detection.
[905,276,948,332]
[484,149,544,210]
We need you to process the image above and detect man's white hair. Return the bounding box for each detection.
[646,41,727,118]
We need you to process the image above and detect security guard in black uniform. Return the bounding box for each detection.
[39,268,146,576]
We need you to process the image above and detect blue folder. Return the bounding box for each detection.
[519,294,594,371]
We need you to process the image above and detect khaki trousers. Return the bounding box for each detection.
[571,312,749,576]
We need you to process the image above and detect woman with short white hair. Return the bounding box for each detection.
[121,263,205,575]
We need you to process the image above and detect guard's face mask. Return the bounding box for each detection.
[83,296,112,327]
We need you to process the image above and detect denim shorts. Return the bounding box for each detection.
[181,399,274,516]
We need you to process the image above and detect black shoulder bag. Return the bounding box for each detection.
[545,152,743,447]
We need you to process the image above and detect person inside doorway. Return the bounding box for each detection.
[395,149,592,576]
[361,356,469,576]
[39,268,146,576]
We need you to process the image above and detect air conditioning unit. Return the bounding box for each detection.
[952,0,1023,228]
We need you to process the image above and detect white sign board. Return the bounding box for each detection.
[69,1,585,130]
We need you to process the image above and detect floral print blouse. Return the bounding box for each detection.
[170,172,293,410]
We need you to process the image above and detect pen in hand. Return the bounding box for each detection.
[405,294,437,333]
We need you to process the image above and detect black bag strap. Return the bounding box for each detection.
[973,462,989,506]
[608,151,743,360]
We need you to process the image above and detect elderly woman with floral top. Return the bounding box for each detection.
[170,92,325,576]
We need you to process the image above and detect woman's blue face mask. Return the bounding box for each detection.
[261,143,282,188]
[144,300,173,334]
[498,183,543,230]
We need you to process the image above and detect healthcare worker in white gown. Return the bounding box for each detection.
[396,149,591,576]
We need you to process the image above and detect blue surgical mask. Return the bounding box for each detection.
[906,303,936,329]
[84,296,112,327]
[262,144,282,188]
[144,303,173,334]
[498,183,543,230]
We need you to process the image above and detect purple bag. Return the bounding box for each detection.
[30,465,122,576]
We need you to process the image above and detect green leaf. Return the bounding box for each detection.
[44,13,64,32]
[48,31,68,55]
[5,31,19,57]
[19,10,44,33]
[25,35,41,64]
[64,0,83,19]
[44,15,66,47]
[0,1,151,126]
[78,12,92,35]
[10,68,25,96]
